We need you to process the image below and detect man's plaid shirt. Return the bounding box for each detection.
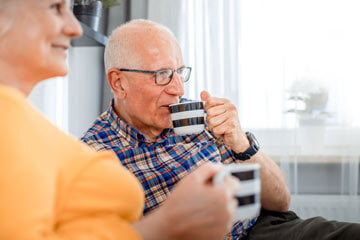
[81,100,258,239]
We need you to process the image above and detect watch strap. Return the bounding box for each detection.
[232,132,260,161]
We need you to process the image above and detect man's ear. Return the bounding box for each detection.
[107,69,127,99]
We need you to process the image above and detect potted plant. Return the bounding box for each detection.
[284,79,332,125]
[73,0,120,31]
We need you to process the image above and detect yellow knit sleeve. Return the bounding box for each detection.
[56,151,144,239]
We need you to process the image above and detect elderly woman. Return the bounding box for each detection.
[0,0,239,239]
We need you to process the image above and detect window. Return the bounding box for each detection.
[149,0,360,222]
[29,76,68,132]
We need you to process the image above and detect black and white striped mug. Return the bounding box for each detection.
[213,163,261,222]
[169,101,205,135]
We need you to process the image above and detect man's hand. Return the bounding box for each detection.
[133,162,240,240]
[201,90,249,153]
[200,91,291,212]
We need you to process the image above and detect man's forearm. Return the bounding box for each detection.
[246,150,291,212]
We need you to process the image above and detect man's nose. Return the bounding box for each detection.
[165,72,185,96]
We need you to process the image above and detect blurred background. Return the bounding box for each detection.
[30,0,360,222]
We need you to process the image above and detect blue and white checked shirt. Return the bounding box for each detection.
[81,100,258,239]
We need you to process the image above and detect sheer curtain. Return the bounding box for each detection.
[239,0,360,128]
[148,0,360,222]
[149,0,242,107]
[29,76,69,132]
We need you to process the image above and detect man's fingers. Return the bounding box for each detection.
[200,90,211,101]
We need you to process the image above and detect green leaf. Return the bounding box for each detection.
[73,0,120,7]
[100,0,120,7]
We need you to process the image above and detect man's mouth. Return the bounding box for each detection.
[160,105,171,112]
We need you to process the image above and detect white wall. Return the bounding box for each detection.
[67,47,105,137]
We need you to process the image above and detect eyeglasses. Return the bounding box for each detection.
[119,66,192,86]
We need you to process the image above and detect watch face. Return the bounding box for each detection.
[234,132,260,161]
[247,132,260,149]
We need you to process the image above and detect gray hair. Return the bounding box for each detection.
[0,0,17,37]
[104,19,178,72]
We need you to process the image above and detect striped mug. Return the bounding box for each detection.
[214,163,261,222]
[169,101,205,135]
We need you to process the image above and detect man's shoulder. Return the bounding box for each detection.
[81,112,115,149]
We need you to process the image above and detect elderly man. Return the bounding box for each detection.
[82,19,360,239]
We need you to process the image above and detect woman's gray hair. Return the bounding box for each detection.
[0,0,17,37]
[104,19,178,72]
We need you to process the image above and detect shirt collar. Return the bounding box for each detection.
[107,99,173,145]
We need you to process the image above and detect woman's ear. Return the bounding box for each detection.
[107,69,127,99]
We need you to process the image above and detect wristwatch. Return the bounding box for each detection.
[232,132,260,161]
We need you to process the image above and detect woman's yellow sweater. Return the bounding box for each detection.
[0,85,144,239]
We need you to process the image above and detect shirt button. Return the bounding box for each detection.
[185,137,191,143]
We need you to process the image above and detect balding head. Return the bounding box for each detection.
[104,19,181,72]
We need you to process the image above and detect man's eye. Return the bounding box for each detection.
[177,68,185,74]
[158,70,171,77]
